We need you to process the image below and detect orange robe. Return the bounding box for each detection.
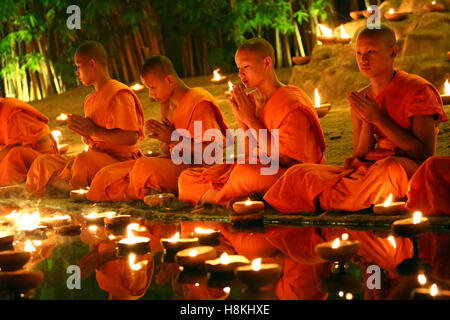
[26,80,144,195]
[265,70,448,213]
[178,85,326,205]
[0,98,58,186]
[86,87,228,201]
[406,155,450,281]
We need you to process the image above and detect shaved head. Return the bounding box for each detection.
[237,38,275,62]
[75,41,108,67]
[357,24,397,48]
[141,55,178,79]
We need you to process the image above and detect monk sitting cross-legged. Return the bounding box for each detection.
[178,38,326,207]
[86,55,229,202]
[0,97,59,187]
[26,41,145,196]
[264,25,448,214]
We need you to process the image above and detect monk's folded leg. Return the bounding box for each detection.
[319,156,418,212]
[129,156,191,199]
[87,160,136,202]
[0,146,41,186]
[216,164,287,203]
[26,154,72,195]
[69,150,118,189]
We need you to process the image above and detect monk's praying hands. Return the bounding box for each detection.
[67,113,98,138]
[229,84,257,125]
[348,91,382,124]
[146,118,174,144]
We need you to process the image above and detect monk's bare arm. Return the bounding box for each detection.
[373,114,436,161]
[90,127,139,145]
[351,108,375,158]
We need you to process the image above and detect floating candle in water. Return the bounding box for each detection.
[176,246,217,268]
[128,253,148,271]
[205,252,250,274]
[143,193,175,207]
[392,211,430,237]
[424,1,444,12]
[418,274,427,285]
[232,199,264,214]
[116,223,150,257]
[193,227,220,246]
[373,193,408,214]
[235,257,282,288]
[160,232,199,263]
[70,188,89,200]
[315,236,361,261]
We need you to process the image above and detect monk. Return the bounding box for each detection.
[264,25,448,213]
[86,54,228,202]
[178,38,326,207]
[0,97,58,186]
[26,41,144,195]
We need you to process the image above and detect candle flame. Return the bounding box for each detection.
[383,193,393,207]
[413,211,422,224]
[86,212,97,219]
[194,282,200,287]
[57,113,67,121]
[341,233,349,241]
[418,274,427,285]
[212,68,223,81]
[223,287,231,294]
[332,238,340,249]
[430,284,438,296]
[432,1,436,5]
[444,79,449,95]
[88,225,98,232]
[126,223,146,239]
[194,227,215,234]
[340,25,350,39]
[167,232,180,243]
[128,253,148,271]
[389,8,394,14]
[105,211,116,219]
[74,188,89,195]
[318,24,333,38]
[14,210,40,230]
[132,83,144,91]
[189,248,198,257]
[84,144,89,152]
[24,240,36,252]
[51,130,62,147]
[252,258,262,271]
[345,293,353,300]
[314,88,321,108]
[220,252,230,265]
[387,236,396,248]
[244,198,253,206]
[338,291,344,297]
[228,81,233,92]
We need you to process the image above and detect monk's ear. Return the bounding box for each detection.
[165,75,174,86]
[263,56,273,69]
[391,45,398,58]
[88,58,96,69]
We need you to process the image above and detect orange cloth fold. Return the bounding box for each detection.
[87,87,228,201]
[26,80,144,195]
[264,70,448,213]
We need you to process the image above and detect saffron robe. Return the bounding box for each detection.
[264,71,448,213]
[26,80,144,195]
[178,85,326,205]
[0,97,58,186]
[86,87,228,201]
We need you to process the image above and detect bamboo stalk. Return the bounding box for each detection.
[274,28,283,68]
[282,34,292,68]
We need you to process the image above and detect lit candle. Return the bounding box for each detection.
[39,214,72,228]
[116,223,150,257]
[373,193,408,215]
[337,25,351,44]
[225,81,233,97]
[70,188,89,200]
[143,193,175,208]
[205,252,250,275]
[392,211,430,238]
[193,227,221,246]
[235,258,282,288]
[384,8,406,21]
[412,283,450,300]
[175,246,217,269]
[51,130,69,154]
[440,79,450,105]
[232,199,264,214]
[104,214,132,231]
[56,113,68,123]
[83,212,109,226]
[131,82,145,92]
[423,1,444,12]
[128,253,148,271]
[317,24,336,44]
[211,68,228,84]
[160,232,200,263]
[315,236,361,261]
[314,88,331,118]
[231,199,265,226]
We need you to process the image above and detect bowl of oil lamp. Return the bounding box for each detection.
[0,251,31,271]
[235,258,282,289]
[0,234,14,252]
[423,1,445,12]
[104,214,131,230]
[411,283,450,300]
[176,246,217,269]
[54,224,81,236]
[292,56,311,65]
[144,193,175,208]
[384,8,407,21]
[373,193,409,215]
[205,252,250,279]
[192,227,221,246]
[315,237,361,262]
[161,233,200,263]
[0,270,44,292]
[392,211,430,238]
[116,223,151,257]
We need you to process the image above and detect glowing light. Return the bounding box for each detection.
[332,238,340,249]
[56,113,67,121]
[444,79,450,95]
[418,274,427,285]
[252,258,262,271]
[341,233,349,241]
[212,68,225,82]
[388,8,394,14]
[318,24,333,38]
[339,291,344,297]
[430,284,438,296]
[228,81,233,92]
[128,253,148,270]
[340,25,350,39]
[345,292,353,300]
[24,240,36,252]
[387,236,396,248]
[194,227,215,234]
[167,232,180,243]
[195,282,200,287]
[132,83,144,92]
[189,249,198,257]
[314,89,321,108]
[245,199,253,206]
[223,287,231,294]
[383,193,393,207]
[413,211,422,224]
[88,225,98,232]
[220,252,230,265]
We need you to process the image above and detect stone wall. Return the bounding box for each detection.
[290,0,450,104]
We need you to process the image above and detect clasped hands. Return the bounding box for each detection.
[146,117,175,144]
[67,113,98,138]
[229,85,265,126]
[347,91,382,125]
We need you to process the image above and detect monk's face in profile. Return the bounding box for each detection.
[74,52,97,86]
[355,36,397,79]
[235,49,270,89]
[141,72,173,103]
